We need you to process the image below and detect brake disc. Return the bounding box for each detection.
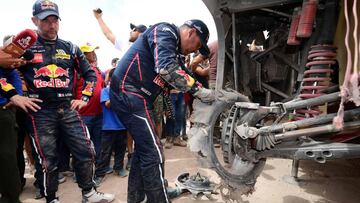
[175,172,218,199]
[222,105,240,164]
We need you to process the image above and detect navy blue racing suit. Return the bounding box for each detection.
[18,35,97,201]
[110,22,200,203]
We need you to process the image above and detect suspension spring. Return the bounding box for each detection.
[294,44,336,120]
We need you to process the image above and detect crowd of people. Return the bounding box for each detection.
[0,0,218,203]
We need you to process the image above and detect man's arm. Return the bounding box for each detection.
[93,9,116,45]
[189,54,206,72]
[148,24,215,102]
[0,76,41,112]
[0,48,27,68]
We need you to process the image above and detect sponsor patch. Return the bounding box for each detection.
[55,49,70,60]
[0,78,15,92]
[32,53,43,63]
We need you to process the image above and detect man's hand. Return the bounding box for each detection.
[10,95,42,113]
[71,99,88,110]
[93,8,103,19]
[194,88,215,103]
[0,48,27,68]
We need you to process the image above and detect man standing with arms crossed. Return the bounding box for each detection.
[18,1,114,202]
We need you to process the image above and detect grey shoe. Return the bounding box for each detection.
[34,187,44,199]
[114,168,128,177]
[58,173,66,184]
[105,167,113,174]
[94,176,105,187]
[166,186,182,199]
[82,188,115,203]
[49,198,60,203]
[172,137,187,147]
[164,137,174,149]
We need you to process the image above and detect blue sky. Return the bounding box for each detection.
[0,0,217,71]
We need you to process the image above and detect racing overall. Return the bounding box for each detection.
[110,22,199,203]
[18,35,97,201]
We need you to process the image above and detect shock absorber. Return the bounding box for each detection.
[287,7,301,45]
[297,0,318,38]
[295,45,336,120]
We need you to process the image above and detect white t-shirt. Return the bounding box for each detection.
[114,37,132,59]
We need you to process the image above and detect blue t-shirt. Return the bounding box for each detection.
[100,87,126,131]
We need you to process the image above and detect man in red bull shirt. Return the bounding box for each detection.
[17,1,114,203]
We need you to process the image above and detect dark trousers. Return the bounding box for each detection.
[165,92,186,137]
[82,115,103,165]
[27,103,96,200]
[16,109,29,187]
[95,130,127,176]
[0,108,21,203]
[110,90,170,203]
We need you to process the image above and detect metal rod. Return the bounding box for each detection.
[291,159,299,178]
[260,108,360,134]
[262,82,289,98]
[252,42,280,61]
[273,51,300,72]
[283,92,340,110]
[260,8,292,18]
[265,90,271,106]
[274,120,360,141]
[232,12,239,91]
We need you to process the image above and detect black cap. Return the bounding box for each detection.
[32,0,60,20]
[130,23,147,33]
[183,19,210,56]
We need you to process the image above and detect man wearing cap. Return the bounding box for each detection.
[110,19,215,202]
[75,43,105,165]
[17,1,114,203]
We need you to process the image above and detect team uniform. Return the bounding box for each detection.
[110,20,209,202]
[19,35,97,199]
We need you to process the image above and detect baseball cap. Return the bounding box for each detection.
[80,43,99,53]
[183,19,210,56]
[130,23,147,33]
[32,0,60,20]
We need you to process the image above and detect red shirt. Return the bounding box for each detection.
[74,65,104,116]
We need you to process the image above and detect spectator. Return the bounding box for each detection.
[0,47,42,203]
[94,68,128,186]
[17,1,114,202]
[110,19,214,202]
[76,43,105,165]
[164,89,187,149]
[104,57,119,85]
[190,40,218,89]
[93,9,147,170]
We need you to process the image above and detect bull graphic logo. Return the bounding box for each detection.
[33,64,69,78]
[41,1,56,10]
[0,78,15,92]
[82,82,94,96]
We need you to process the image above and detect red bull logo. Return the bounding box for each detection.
[0,78,15,92]
[33,64,70,88]
[34,64,69,78]
[82,82,94,96]
[176,69,195,87]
